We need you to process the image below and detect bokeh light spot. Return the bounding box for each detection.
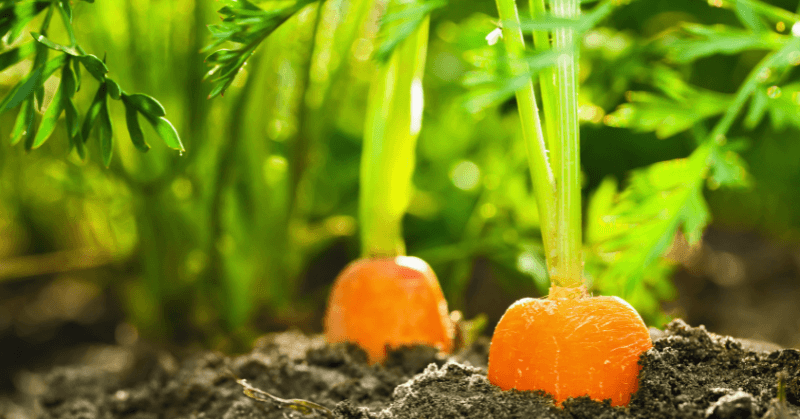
[450,160,481,191]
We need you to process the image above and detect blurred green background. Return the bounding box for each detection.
[2,0,800,373]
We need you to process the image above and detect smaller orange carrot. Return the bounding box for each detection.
[324,256,455,364]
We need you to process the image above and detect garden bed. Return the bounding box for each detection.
[3,319,798,419]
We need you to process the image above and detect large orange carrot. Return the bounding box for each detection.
[488,0,652,406]
[488,287,652,406]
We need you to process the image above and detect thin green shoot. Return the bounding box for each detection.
[529,0,560,178]
[360,13,430,257]
[551,0,582,288]
[714,0,799,26]
[495,0,583,290]
[494,0,558,273]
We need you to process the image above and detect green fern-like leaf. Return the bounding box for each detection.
[373,0,446,62]
[586,145,712,297]
[1,1,184,163]
[203,0,315,99]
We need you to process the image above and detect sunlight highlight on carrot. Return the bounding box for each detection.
[324,256,455,364]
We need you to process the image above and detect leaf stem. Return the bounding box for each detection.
[495,0,558,273]
[529,0,560,175]
[360,14,430,258]
[717,0,799,25]
[551,0,583,289]
[710,37,800,141]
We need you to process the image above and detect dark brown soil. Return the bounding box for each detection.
[2,319,798,419]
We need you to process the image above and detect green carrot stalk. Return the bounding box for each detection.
[529,0,560,175]
[551,0,582,289]
[495,0,558,279]
[496,0,583,290]
[360,15,430,258]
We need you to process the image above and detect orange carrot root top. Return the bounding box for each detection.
[324,256,454,364]
[488,290,652,407]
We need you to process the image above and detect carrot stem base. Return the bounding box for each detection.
[548,284,588,300]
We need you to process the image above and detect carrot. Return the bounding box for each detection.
[324,256,454,363]
[487,0,653,407]
[487,286,652,406]
[324,14,454,362]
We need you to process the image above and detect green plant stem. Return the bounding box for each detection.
[710,38,800,141]
[551,0,582,289]
[360,15,430,258]
[495,0,558,270]
[289,2,325,218]
[529,0,559,175]
[206,56,263,330]
[717,0,799,25]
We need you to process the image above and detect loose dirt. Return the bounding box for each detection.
[4,319,799,419]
